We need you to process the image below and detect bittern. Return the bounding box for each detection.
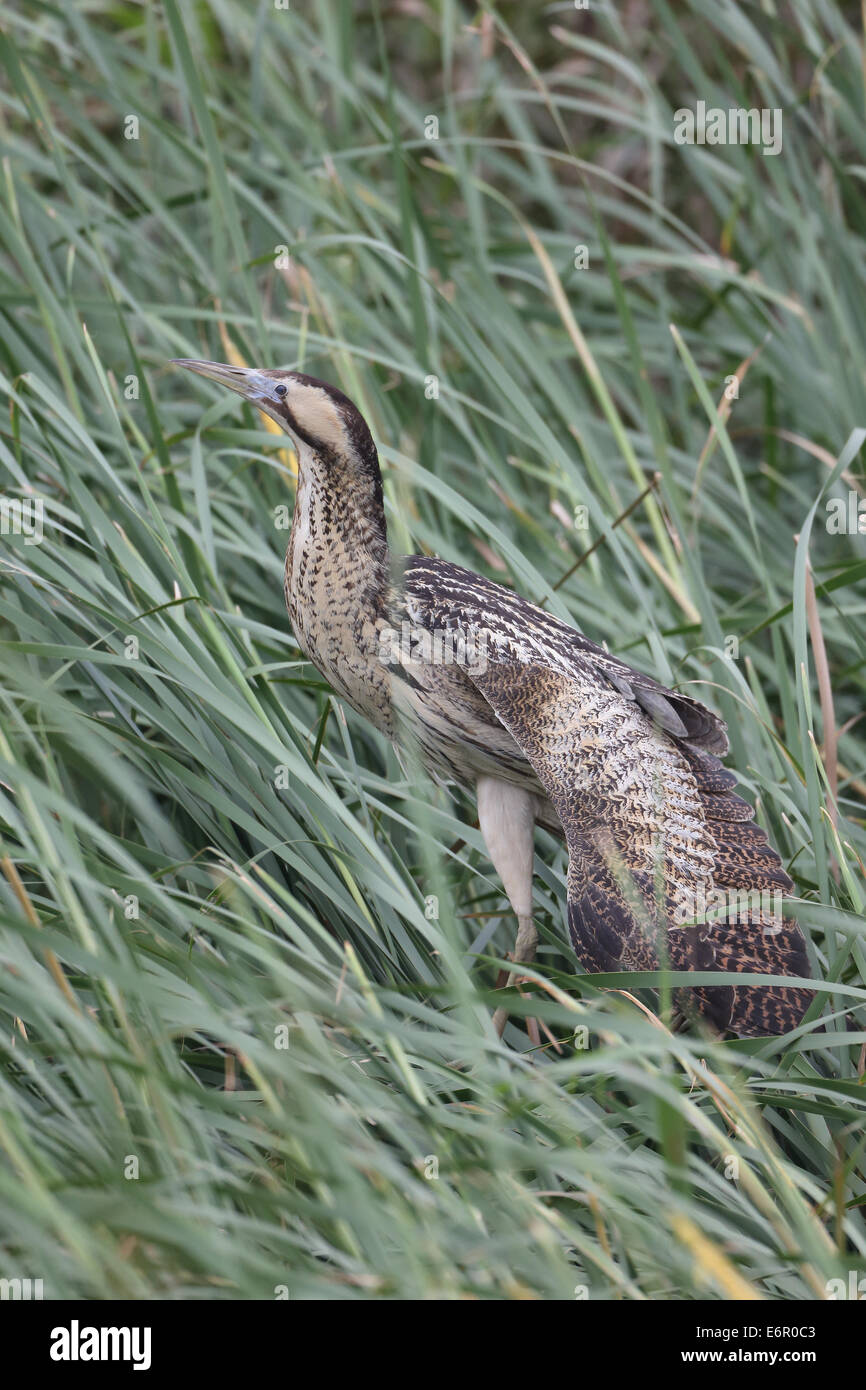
[173,360,813,1038]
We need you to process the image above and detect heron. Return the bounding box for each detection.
[172,360,813,1038]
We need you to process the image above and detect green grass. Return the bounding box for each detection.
[0,0,864,1299]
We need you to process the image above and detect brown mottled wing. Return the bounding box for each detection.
[400,557,730,755]
[462,654,813,1038]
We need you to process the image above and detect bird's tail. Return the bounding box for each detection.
[667,903,813,1037]
[670,746,813,1036]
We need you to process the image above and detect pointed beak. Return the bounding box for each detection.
[170,358,281,403]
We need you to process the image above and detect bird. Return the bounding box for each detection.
[172,359,814,1038]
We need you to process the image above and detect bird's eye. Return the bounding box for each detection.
[275,383,287,398]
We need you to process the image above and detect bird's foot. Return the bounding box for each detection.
[493,915,538,1037]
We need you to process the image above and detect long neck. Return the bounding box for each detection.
[284,437,393,729]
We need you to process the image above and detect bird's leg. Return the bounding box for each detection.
[476,776,537,1036]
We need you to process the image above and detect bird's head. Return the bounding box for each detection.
[171,359,386,552]
[171,359,377,466]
